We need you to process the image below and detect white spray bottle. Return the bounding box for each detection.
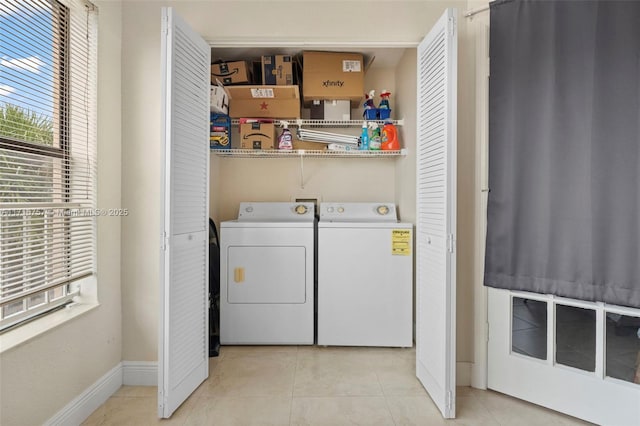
[278,120,293,150]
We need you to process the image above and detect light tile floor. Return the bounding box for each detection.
[82,345,593,426]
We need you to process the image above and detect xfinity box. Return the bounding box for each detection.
[302,51,365,107]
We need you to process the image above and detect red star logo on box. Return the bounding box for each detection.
[260,102,268,110]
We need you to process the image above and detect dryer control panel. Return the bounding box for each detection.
[237,202,315,222]
[320,202,398,223]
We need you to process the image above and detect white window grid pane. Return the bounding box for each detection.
[0,0,97,331]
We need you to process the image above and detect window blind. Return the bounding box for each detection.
[0,0,98,330]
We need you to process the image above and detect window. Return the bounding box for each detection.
[0,0,97,331]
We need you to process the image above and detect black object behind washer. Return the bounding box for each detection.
[209,218,220,357]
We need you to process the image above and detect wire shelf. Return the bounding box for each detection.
[230,118,404,127]
[211,149,407,158]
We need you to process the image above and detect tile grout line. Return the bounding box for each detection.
[375,369,399,426]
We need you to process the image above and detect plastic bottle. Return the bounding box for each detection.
[364,90,376,109]
[277,120,293,150]
[378,90,392,120]
[368,122,381,150]
[359,121,369,150]
[363,90,377,120]
[381,120,399,151]
[379,90,391,110]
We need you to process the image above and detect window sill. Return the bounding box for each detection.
[0,302,99,354]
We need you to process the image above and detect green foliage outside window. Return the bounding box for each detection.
[0,103,53,146]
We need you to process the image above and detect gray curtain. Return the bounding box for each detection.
[485,0,640,308]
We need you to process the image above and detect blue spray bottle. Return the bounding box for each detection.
[359,121,369,150]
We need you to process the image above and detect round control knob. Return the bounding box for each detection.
[327,207,334,213]
[337,207,345,213]
[376,205,390,215]
[295,204,308,215]
[245,206,253,213]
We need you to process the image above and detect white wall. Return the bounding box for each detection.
[394,49,417,223]
[0,2,123,424]
[120,0,165,363]
[456,3,478,367]
[121,0,475,369]
[467,0,491,388]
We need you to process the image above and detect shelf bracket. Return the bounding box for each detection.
[299,150,305,189]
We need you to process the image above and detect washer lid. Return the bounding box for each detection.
[237,202,315,222]
[319,202,398,223]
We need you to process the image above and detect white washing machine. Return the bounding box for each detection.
[318,202,413,347]
[220,202,315,345]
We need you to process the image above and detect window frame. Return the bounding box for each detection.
[0,0,95,332]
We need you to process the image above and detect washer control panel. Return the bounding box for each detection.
[320,202,398,223]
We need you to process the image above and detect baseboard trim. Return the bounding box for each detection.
[47,357,464,424]
[44,363,122,426]
[122,361,158,386]
[44,361,158,426]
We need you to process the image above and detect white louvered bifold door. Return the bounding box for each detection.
[415,8,458,419]
[158,7,210,418]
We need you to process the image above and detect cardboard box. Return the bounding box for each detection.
[302,51,364,107]
[309,100,351,121]
[210,84,229,115]
[211,61,252,85]
[293,140,326,151]
[226,85,300,119]
[239,122,275,150]
[262,55,294,85]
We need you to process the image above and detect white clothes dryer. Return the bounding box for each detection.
[220,202,315,345]
[318,202,413,347]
